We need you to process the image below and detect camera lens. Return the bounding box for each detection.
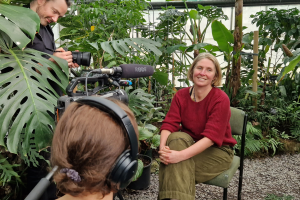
[72,51,91,66]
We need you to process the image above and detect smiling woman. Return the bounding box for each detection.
[158,53,235,200]
[187,53,222,102]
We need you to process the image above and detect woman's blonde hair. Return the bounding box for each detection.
[187,52,222,86]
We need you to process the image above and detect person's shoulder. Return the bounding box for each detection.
[211,87,230,102]
[175,87,190,98]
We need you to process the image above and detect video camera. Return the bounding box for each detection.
[55,64,154,123]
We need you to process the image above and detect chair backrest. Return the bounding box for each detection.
[230,107,246,136]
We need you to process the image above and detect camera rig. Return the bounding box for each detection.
[55,71,129,123]
[55,64,154,123]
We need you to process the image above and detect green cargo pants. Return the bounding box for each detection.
[158,132,234,200]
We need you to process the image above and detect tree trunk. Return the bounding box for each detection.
[252,31,259,110]
[229,0,243,105]
[190,23,200,59]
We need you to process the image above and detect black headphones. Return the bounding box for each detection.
[76,97,138,189]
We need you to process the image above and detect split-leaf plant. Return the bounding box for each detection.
[0,2,68,199]
[0,3,69,164]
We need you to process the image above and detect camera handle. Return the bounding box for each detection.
[24,166,58,200]
[67,75,108,97]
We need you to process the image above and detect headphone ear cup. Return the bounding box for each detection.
[119,159,138,189]
[110,149,138,189]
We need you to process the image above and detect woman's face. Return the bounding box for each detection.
[192,58,216,88]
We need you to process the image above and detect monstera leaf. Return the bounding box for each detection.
[0,29,69,154]
[0,4,40,49]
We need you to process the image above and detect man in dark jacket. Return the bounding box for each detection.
[27,0,78,95]
[26,0,78,199]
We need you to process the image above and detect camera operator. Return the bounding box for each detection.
[27,0,79,95]
[51,99,139,200]
[25,0,78,199]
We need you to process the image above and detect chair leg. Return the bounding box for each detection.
[238,166,244,200]
[223,188,228,200]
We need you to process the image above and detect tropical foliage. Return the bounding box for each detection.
[0,4,69,157]
[1,1,300,199]
[57,0,162,69]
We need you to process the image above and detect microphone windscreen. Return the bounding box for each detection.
[120,64,154,78]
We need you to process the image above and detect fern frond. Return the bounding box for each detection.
[0,154,20,184]
[247,122,263,138]
[290,125,300,142]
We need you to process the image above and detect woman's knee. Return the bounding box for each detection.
[166,132,194,150]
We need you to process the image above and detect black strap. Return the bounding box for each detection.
[189,86,194,96]
[116,191,124,200]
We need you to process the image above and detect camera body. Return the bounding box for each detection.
[55,70,128,123]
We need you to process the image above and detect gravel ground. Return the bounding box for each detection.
[119,153,300,200]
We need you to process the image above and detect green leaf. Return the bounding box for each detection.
[189,10,199,20]
[152,71,168,85]
[117,40,131,53]
[138,38,162,56]
[124,38,144,53]
[101,41,115,57]
[111,40,126,56]
[0,154,21,184]
[0,48,69,153]
[245,90,259,96]
[151,134,160,149]
[144,124,158,131]
[106,60,116,68]
[0,17,30,50]
[279,85,287,97]
[166,44,186,54]
[279,54,300,83]
[98,38,162,57]
[0,4,40,42]
[193,43,213,50]
[89,42,99,51]
[131,159,143,181]
[264,45,270,54]
[211,20,234,53]
[242,33,253,44]
[138,126,154,140]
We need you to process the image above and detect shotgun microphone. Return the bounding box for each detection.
[92,64,154,78]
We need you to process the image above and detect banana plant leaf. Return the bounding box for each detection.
[0,4,40,49]
[0,35,69,154]
[211,20,234,54]
[278,54,300,84]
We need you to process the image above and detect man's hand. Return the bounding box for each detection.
[159,146,184,165]
[53,47,79,68]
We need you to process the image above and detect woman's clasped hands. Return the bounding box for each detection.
[159,146,184,165]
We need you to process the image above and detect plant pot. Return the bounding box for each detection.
[127,154,152,190]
